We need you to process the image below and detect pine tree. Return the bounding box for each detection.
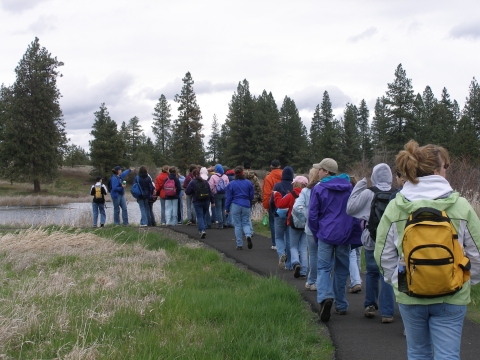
[89,103,125,179]
[464,77,480,137]
[223,79,256,167]
[371,97,390,159]
[207,114,221,164]
[171,72,204,170]
[384,64,415,151]
[419,86,437,143]
[127,116,143,161]
[0,38,67,192]
[317,91,341,162]
[152,94,172,157]
[342,103,360,167]
[310,104,323,162]
[278,96,309,171]
[357,99,372,162]
[64,144,90,167]
[451,115,480,160]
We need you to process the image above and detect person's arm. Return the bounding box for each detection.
[346,177,371,219]
[262,177,272,210]
[249,182,254,202]
[102,184,108,195]
[185,180,194,196]
[308,188,320,241]
[90,185,95,196]
[292,189,307,221]
[225,183,233,213]
[273,191,292,209]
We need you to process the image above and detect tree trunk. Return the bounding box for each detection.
[34,179,41,192]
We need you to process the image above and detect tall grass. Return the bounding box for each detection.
[0,227,333,359]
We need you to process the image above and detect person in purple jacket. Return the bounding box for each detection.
[308,158,362,323]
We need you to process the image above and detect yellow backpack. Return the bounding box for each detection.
[402,207,471,298]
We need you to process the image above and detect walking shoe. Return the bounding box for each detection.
[139,224,147,227]
[364,305,376,318]
[294,264,301,278]
[319,298,333,322]
[349,284,362,293]
[335,308,347,315]
[278,254,287,270]
[247,236,253,249]
[299,274,306,279]
[271,246,277,250]
[309,283,317,291]
[100,224,104,227]
[382,316,394,323]
[236,246,243,250]
[161,223,167,226]
[200,231,206,239]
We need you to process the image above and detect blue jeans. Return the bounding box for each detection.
[289,227,308,276]
[159,198,166,224]
[92,202,106,226]
[193,200,209,233]
[399,303,466,360]
[268,207,276,246]
[349,247,362,287]
[186,194,196,223]
[231,203,252,247]
[317,241,350,311]
[137,198,150,226]
[148,201,156,226]
[306,234,317,286]
[364,249,395,316]
[165,199,178,225]
[214,193,227,228]
[112,195,128,225]
[274,216,290,266]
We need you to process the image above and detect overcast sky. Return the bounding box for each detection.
[1,0,479,151]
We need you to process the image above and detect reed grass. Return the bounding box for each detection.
[0,226,333,359]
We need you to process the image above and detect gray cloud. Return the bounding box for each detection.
[348,27,378,43]
[143,78,237,101]
[288,85,352,112]
[449,21,480,40]
[1,0,50,13]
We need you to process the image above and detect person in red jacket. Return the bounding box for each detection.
[262,160,283,250]
[155,165,169,226]
[273,176,308,277]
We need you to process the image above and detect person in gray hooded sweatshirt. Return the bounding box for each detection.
[346,163,396,323]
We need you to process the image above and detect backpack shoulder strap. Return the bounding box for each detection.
[290,190,299,199]
[368,186,380,194]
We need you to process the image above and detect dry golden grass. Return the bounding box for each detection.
[0,195,93,207]
[0,228,169,353]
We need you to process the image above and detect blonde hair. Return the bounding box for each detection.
[395,140,450,185]
[307,168,320,189]
[162,165,169,173]
[349,175,358,187]
[293,182,307,189]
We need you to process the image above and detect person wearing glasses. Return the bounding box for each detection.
[375,140,480,359]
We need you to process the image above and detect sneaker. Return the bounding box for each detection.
[161,223,167,226]
[200,231,206,239]
[319,298,333,322]
[92,225,97,228]
[299,274,306,279]
[139,224,147,227]
[309,283,317,291]
[271,246,277,250]
[247,236,253,249]
[335,309,347,315]
[278,254,287,270]
[100,224,104,227]
[177,222,182,225]
[364,305,376,318]
[382,316,394,323]
[236,246,243,250]
[294,264,301,278]
[349,284,362,293]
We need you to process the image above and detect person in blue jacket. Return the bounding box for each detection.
[110,165,135,226]
[226,166,254,250]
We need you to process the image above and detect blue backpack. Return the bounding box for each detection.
[215,174,227,194]
[130,176,142,199]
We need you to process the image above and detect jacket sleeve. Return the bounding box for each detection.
[262,176,272,209]
[457,198,480,285]
[346,177,372,220]
[225,184,233,212]
[208,175,217,194]
[120,169,131,179]
[185,180,194,196]
[308,188,321,241]
[90,185,95,196]
[175,177,181,197]
[102,184,108,195]
[274,191,293,209]
[249,182,254,201]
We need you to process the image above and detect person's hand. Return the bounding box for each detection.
[211,203,215,207]
[130,167,135,171]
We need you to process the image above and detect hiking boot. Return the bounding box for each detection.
[335,308,347,315]
[364,305,376,318]
[200,231,206,239]
[319,298,333,322]
[382,316,394,323]
[294,264,301,278]
[271,246,277,250]
[278,254,287,270]
[247,236,253,249]
[236,246,243,250]
[349,284,362,293]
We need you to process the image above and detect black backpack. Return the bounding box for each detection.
[366,186,395,242]
[195,180,210,200]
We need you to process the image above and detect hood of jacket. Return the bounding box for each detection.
[215,164,224,175]
[281,166,294,182]
[320,174,352,192]
[371,163,392,191]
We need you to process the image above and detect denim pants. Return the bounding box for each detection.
[193,200,209,233]
[112,195,128,225]
[268,207,276,246]
[148,201,156,226]
[231,203,252,247]
[165,199,178,225]
[364,249,395,317]
[306,233,318,286]
[92,202,106,226]
[160,198,166,224]
[289,227,308,276]
[399,303,466,360]
[186,194,197,223]
[214,193,227,228]
[274,216,291,268]
[316,241,350,311]
[349,247,362,287]
[137,198,151,226]
[177,195,183,224]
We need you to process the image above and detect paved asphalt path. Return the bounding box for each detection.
[169,224,480,360]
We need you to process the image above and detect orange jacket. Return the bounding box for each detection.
[262,168,282,209]
[155,172,169,198]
